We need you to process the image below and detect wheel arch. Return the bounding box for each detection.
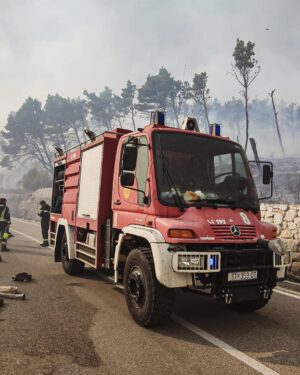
[54,219,75,262]
[114,225,191,287]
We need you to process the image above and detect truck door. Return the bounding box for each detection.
[118,135,149,209]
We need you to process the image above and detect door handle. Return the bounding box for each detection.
[114,200,121,205]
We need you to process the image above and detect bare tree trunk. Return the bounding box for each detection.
[269,89,285,156]
[244,85,249,152]
[37,136,52,170]
[250,137,260,166]
[130,108,136,130]
[236,121,241,143]
[203,98,210,132]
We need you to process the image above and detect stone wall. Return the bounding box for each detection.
[261,203,300,279]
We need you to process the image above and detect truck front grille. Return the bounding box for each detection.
[211,225,256,240]
[221,249,272,270]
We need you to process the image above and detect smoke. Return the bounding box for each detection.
[0,0,299,158]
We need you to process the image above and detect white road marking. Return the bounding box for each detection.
[10,229,54,250]
[283,280,300,286]
[10,225,284,375]
[273,288,300,300]
[172,315,280,375]
[13,218,40,227]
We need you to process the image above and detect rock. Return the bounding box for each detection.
[285,239,298,252]
[294,217,300,225]
[280,229,292,239]
[288,222,296,230]
[274,213,283,225]
[285,209,297,222]
[272,204,288,212]
[264,210,275,218]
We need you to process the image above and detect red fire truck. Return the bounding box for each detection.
[50,111,290,326]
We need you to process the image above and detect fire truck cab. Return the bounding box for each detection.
[50,111,290,326]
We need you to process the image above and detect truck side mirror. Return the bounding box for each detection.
[121,172,135,187]
[248,160,273,200]
[262,164,273,185]
[122,143,137,171]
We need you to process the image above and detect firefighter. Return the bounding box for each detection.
[38,200,50,247]
[0,198,11,252]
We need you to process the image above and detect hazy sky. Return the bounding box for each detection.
[0,0,299,127]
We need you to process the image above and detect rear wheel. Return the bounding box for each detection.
[61,234,84,276]
[228,298,269,312]
[124,247,174,327]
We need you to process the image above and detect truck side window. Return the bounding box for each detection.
[52,164,66,213]
[135,136,149,206]
[234,153,247,178]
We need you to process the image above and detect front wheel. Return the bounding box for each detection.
[228,298,269,312]
[61,234,85,276]
[124,247,174,327]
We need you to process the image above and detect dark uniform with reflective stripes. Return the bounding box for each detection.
[0,199,11,252]
[38,201,50,247]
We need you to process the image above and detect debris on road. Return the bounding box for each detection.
[0,297,3,307]
[12,272,32,282]
[0,285,26,300]
[0,292,25,300]
[0,286,18,293]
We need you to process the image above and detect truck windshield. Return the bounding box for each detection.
[153,132,259,211]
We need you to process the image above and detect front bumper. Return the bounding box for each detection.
[152,242,290,293]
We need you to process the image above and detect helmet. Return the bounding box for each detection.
[2,232,9,240]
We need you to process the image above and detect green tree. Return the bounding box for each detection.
[44,94,88,147]
[188,72,211,131]
[1,98,52,170]
[84,87,121,131]
[137,67,183,127]
[21,168,52,191]
[232,39,260,151]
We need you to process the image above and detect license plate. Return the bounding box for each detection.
[228,270,258,282]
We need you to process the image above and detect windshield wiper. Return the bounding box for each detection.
[229,201,257,213]
[192,198,235,208]
[192,198,257,212]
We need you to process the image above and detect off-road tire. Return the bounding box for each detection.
[228,298,269,312]
[124,247,174,327]
[61,234,84,276]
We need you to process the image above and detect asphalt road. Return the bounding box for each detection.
[0,219,299,375]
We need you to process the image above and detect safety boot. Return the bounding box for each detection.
[1,243,9,252]
[40,240,49,247]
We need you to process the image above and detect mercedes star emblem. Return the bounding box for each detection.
[230,225,241,236]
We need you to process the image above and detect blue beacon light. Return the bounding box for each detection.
[150,110,165,126]
[209,123,221,136]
